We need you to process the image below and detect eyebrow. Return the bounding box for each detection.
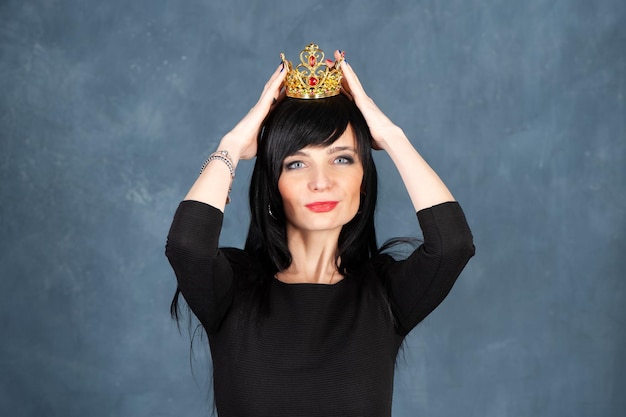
[327,146,357,154]
[288,146,357,157]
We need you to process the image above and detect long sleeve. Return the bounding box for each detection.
[165,200,235,333]
[376,201,475,335]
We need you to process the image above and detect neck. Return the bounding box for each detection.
[276,227,342,284]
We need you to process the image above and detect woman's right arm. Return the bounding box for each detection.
[184,63,287,210]
[165,64,286,332]
[165,200,233,332]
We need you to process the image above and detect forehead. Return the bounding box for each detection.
[297,124,357,153]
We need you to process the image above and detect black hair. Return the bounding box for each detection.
[170,94,409,386]
[169,95,380,323]
[244,94,379,277]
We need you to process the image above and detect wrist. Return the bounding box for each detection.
[217,135,246,164]
[200,150,235,176]
[199,150,236,204]
[375,126,406,152]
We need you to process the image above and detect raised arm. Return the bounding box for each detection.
[166,64,286,332]
[166,200,233,332]
[338,52,474,332]
[375,202,475,334]
[184,63,287,210]
[338,54,454,211]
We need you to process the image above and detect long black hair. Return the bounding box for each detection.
[171,94,387,323]
[244,94,379,277]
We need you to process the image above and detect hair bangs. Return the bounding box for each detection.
[247,94,378,276]
[265,97,352,170]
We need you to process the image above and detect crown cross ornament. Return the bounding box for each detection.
[281,43,344,99]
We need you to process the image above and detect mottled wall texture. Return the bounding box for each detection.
[1,0,624,416]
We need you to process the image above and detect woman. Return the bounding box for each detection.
[166,45,475,417]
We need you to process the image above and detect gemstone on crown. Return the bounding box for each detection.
[281,43,344,99]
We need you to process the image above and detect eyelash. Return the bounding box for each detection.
[285,161,305,170]
[334,156,354,165]
[284,155,354,170]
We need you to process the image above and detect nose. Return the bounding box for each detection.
[308,166,332,192]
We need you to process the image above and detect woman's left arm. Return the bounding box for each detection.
[340,53,474,333]
[339,56,454,211]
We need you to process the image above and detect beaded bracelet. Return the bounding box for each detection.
[200,150,235,177]
[200,150,235,203]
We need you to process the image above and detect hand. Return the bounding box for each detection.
[335,50,400,151]
[220,63,287,161]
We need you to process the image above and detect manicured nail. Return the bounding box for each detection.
[280,63,284,72]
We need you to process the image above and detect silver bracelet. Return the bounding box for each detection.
[200,150,235,204]
[200,150,235,178]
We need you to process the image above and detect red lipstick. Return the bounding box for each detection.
[305,201,338,213]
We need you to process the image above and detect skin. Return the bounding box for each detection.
[276,125,364,284]
[184,50,455,284]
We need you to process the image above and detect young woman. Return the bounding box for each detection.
[166,45,475,417]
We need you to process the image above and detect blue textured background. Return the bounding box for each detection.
[1,1,624,416]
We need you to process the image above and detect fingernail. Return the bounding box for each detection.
[280,62,284,72]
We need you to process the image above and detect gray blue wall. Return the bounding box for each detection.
[1,0,624,416]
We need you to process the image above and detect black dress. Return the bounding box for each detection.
[166,200,475,417]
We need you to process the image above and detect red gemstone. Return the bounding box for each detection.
[308,76,318,86]
[308,55,316,66]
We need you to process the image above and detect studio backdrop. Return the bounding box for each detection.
[1,0,624,416]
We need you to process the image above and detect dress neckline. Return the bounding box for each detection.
[272,275,347,287]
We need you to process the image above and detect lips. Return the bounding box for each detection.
[305,201,338,213]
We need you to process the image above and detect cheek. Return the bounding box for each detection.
[345,173,364,211]
[277,177,296,208]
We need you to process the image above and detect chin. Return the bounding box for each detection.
[296,211,359,232]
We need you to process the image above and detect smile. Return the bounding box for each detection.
[305,201,339,213]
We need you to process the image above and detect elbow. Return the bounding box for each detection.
[456,234,476,259]
[165,233,208,266]
[440,231,475,267]
[165,235,189,263]
[164,237,189,279]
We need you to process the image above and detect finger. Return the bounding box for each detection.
[339,64,357,100]
[261,64,283,89]
[260,63,288,105]
[328,50,353,99]
[340,60,366,100]
[265,63,287,90]
[269,82,287,108]
[340,74,353,98]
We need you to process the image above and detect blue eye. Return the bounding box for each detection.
[285,161,305,170]
[334,156,354,165]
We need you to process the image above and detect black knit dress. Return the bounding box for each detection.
[166,200,474,417]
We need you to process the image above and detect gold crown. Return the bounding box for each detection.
[281,43,344,99]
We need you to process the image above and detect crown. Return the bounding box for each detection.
[281,43,344,99]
